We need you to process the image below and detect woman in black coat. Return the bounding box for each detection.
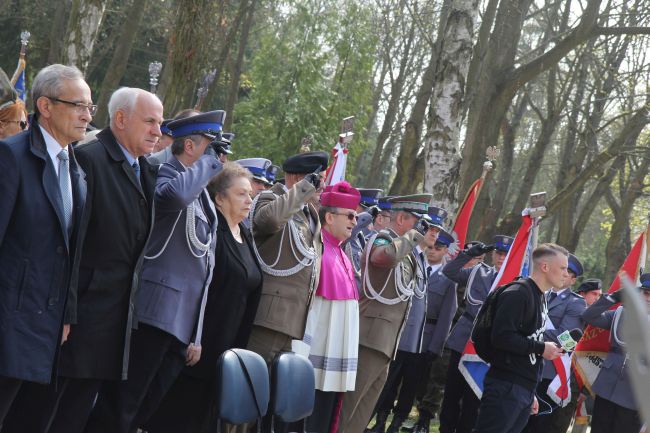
[143,162,263,433]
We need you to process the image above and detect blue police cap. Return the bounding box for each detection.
[435,229,454,247]
[378,196,393,211]
[641,273,650,289]
[160,119,172,137]
[265,164,280,185]
[357,188,383,207]
[427,206,448,231]
[493,235,514,252]
[168,110,225,139]
[236,158,271,183]
[568,253,584,277]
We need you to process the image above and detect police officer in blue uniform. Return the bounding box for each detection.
[437,235,513,433]
[235,157,272,197]
[522,253,587,433]
[579,273,650,433]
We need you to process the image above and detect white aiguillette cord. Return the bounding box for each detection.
[362,233,416,305]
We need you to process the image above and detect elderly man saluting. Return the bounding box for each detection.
[0,64,89,425]
[84,111,225,433]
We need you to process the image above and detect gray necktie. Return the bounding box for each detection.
[132,161,141,187]
[57,149,73,232]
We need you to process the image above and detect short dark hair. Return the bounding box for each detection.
[318,205,338,224]
[532,243,569,263]
[171,134,201,155]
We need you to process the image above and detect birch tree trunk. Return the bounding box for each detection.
[63,0,109,73]
[422,0,480,211]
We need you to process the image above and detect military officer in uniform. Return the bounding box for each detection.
[437,235,513,433]
[263,164,280,189]
[339,194,433,433]
[576,278,602,307]
[374,196,393,232]
[236,157,272,197]
[579,274,650,433]
[367,207,448,433]
[84,111,224,433]
[522,253,587,433]
[344,188,383,290]
[246,151,328,365]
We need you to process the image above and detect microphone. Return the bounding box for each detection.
[557,328,583,352]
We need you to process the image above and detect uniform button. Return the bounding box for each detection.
[57,246,64,254]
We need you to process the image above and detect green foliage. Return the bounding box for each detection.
[231,0,377,178]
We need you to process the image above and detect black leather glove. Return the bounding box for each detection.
[304,166,322,190]
[414,218,430,236]
[368,205,380,220]
[609,289,623,303]
[465,242,495,257]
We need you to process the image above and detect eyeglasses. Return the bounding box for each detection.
[46,96,97,116]
[333,212,357,221]
[2,120,27,130]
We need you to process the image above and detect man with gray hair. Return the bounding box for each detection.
[6,86,164,433]
[0,64,89,426]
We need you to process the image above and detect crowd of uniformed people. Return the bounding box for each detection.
[0,64,647,433]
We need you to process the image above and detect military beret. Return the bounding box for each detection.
[576,278,602,293]
[282,151,329,174]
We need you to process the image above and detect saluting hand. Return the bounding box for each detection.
[186,343,202,366]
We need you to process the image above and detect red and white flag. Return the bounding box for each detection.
[324,142,348,186]
[446,177,484,260]
[573,228,648,393]
[547,353,572,406]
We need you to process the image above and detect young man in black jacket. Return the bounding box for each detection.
[472,243,567,433]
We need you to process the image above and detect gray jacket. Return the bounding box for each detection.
[582,295,637,410]
[136,155,221,344]
[443,252,497,353]
[397,248,428,353]
[147,146,173,166]
[422,267,457,356]
[541,289,586,380]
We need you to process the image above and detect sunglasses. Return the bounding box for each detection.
[333,211,357,221]
[3,120,27,130]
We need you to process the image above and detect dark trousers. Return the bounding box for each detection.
[590,395,641,433]
[144,373,214,433]
[417,349,451,417]
[306,391,339,433]
[522,373,580,433]
[83,324,186,433]
[438,350,480,433]
[376,351,428,419]
[471,376,534,433]
[0,376,21,426]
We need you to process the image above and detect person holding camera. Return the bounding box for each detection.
[338,194,433,433]
[83,110,225,433]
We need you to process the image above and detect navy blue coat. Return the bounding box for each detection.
[0,125,86,383]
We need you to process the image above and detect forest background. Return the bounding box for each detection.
[1,0,649,285]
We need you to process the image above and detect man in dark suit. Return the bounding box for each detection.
[0,64,88,424]
[84,110,224,433]
[3,87,164,433]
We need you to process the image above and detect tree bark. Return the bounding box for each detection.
[422,0,480,212]
[93,0,149,127]
[63,0,109,73]
[48,0,72,64]
[223,0,257,130]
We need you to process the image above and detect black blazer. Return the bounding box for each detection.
[59,127,158,380]
[0,125,86,383]
[184,208,263,379]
